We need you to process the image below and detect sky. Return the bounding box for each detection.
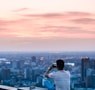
[0,0,95,52]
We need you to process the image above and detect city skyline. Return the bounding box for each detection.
[0,0,95,52]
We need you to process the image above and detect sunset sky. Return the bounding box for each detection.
[0,0,95,52]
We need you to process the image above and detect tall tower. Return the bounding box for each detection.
[32,56,36,63]
[81,57,90,81]
[31,67,41,82]
[39,56,44,63]
[31,56,37,67]
[24,67,31,79]
[1,68,10,80]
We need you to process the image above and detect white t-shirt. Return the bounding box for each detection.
[48,70,70,90]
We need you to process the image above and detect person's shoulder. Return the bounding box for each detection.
[65,70,70,73]
[49,71,56,75]
[64,70,70,75]
[48,71,56,78]
[53,71,60,74]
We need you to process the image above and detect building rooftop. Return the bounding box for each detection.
[18,87,47,90]
[0,85,17,90]
[74,88,95,90]
[0,85,47,90]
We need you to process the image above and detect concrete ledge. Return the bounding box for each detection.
[0,85,47,90]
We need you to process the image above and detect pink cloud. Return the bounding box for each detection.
[65,12,92,17]
[0,11,95,39]
[71,18,95,24]
[40,26,95,34]
[13,8,31,12]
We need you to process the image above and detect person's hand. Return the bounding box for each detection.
[45,63,56,78]
[49,64,56,70]
[52,63,57,68]
[48,65,53,70]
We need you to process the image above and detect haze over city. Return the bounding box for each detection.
[0,0,95,52]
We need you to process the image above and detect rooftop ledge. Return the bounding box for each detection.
[0,85,47,90]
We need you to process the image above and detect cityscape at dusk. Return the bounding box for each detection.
[0,0,95,90]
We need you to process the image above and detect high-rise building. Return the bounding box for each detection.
[31,68,41,82]
[12,61,18,69]
[81,57,90,81]
[1,68,11,80]
[36,76,43,87]
[17,60,24,69]
[39,56,44,62]
[24,68,31,79]
[89,59,95,70]
[81,58,95,88]
[87,75,95,88]
[32,56,36,63]
[12,60,24,69]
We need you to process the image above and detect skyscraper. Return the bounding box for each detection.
[32,56,36,63]
[1,68,11,80]
[89,59,95,70]
[31,68,41,82]
[87,75,95,88]
[24,67,31,79]
[81,57,90,81]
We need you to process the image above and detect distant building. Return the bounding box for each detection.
[87,75,95,88]
[89,59,95,70]
[39,56,44,62]
[81,57,95,88]
[32,68,41,82]
[32,56,36,63]
[81,57,90,81]
[36,76,43,87]
[12,60,24,69]
[24,68,31,79]
[1,68,11,80]
[12,61,17,68]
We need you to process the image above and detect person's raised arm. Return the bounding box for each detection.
[45,64,56,78]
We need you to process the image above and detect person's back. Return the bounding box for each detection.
[53,70,70,90]
[45,59,70,90]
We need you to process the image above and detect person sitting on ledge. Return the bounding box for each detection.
[45,59,70,90]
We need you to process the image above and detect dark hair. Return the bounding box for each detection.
[56,59,64,70]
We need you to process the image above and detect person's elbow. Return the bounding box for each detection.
[45,73,49,78]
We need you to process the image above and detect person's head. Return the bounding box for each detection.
[56,59,64,70]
